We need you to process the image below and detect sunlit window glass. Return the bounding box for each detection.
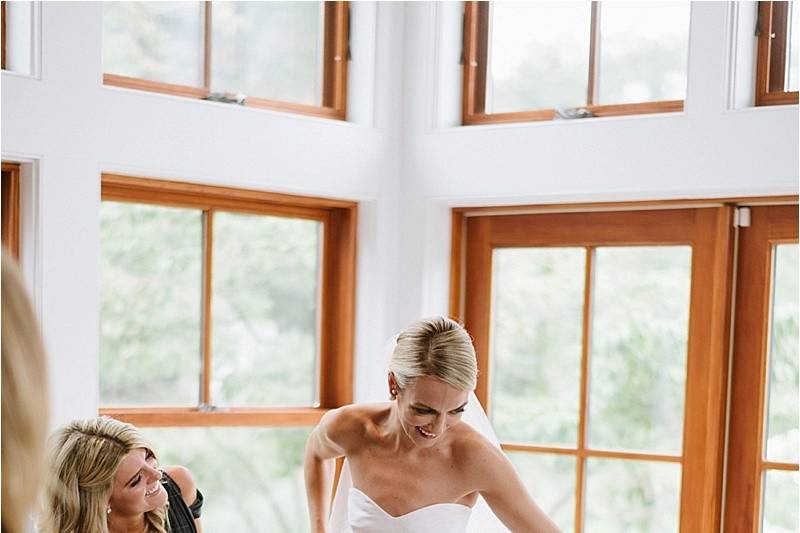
[596,2,690,105]
[145,426,312,532]
[2,1,34,75]
[486,2,591,113]
[490,248,585,446]
[212,212,321,407]
[211,2,324,106]
[588,246,692,454]
[764,244,799,463]
[103,2,204,87]
[584,458,681,533]
[507,452,575,532]
[787,1,799,92]
[100,202,203,407]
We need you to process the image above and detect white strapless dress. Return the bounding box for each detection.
[347,487,472,533]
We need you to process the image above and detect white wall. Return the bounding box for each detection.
[2,2,798,423]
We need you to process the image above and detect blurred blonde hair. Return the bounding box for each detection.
[389,316,478,392]
[40,417,168,533]
[2,251,49,533]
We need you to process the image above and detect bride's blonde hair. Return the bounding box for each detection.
[389,316,478,391]
[40,417,168,533]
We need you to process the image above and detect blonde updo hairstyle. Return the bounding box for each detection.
[2,251,49,533]
[40,416,168,533]
[389,316,478,392]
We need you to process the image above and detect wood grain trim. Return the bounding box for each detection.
[200,209,214,406]
[449,210,466,321]
[500,443,682,463]
[679,206,735,533]
[462,1,489,122]
[464,216,493,408]
[322,1,349,117]
[755,1,799,106]
[464,100,683,126]
[318,205,357,408]
[102,174,356,211]
[100,407,328,427]
[761,461,800,471]
[104,74,210,98]
[453,196,799,217]
[724,205,799,533]
[574,246,594,533]
[1,162,20,258]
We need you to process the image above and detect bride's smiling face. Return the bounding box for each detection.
[391,374,469,447]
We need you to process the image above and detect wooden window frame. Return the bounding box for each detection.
[99,175,357,428]
[462,1,685,126]
[103,2,350,121]
[724,205,799,533]
[1,162,20,258]
[755,1,799,106]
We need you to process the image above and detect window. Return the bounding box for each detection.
[756,1,800,106]
[1,162,20,258]
[103,2,349,120]
[725,205,798,533]
[451,205,743,531]
[462,2,690,125]
[99,175,356,531]
[1,1,35,76]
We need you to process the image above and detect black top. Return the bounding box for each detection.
[161,470,203,533]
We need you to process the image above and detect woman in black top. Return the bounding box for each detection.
[41,417,204,533]
[162,467,204,533]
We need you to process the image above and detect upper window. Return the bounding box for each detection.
[462,1,690,125]
[755,1,800,106]
[1,1,36,76]
[102,2,349,119]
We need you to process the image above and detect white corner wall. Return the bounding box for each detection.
[2,2,798,424]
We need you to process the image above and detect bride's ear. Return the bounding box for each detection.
[388,372,398,400]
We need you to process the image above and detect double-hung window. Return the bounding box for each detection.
[462,1,690,124]
[99,175,356,531]
[103,2,349,119]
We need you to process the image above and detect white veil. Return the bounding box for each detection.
[328,336,509,532]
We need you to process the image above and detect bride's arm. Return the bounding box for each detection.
[303,407,359,533]
[471,442,562,533]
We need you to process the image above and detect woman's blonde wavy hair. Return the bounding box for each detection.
[389,316,478,392]
[40,416,169,533]
[2,251,49,533]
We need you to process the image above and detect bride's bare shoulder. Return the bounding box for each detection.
[451,422,506,470]
[318,403,391,451]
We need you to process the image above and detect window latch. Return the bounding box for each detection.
[733,207,751,228]
[203,92,246,105]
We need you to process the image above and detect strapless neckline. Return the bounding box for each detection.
[350,487,473,519]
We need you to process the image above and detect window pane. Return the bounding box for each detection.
[103,2,204,87]
[762,470,799,533]
[765,244,799,463]
[588,247,691,454]
[486,2,591,113]
[211,2,324,106]
[584,458,681,533]
[507,452,576,533]
[490,248,585,446]
[787,2,799,92]
[100,202,202,406]
[3,1,34,75]
[596,2,690,105]
[145,426,312,533]
[212,212,321,407]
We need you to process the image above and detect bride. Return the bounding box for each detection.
[304,316,561,533]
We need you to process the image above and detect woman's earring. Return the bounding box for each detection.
[107,506,112,515]
[390,389,397,399]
